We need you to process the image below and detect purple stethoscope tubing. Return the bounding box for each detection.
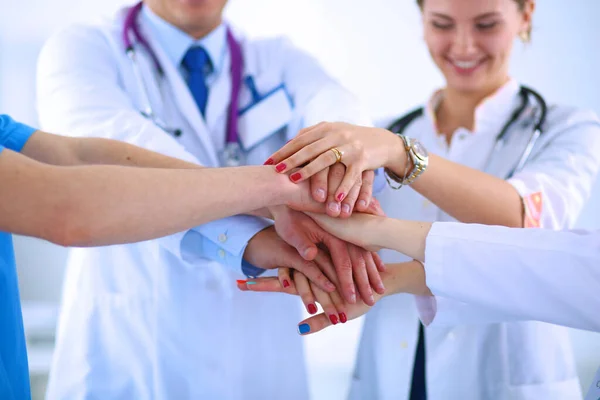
[122,1,242,144]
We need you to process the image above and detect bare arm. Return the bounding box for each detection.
[307,212,431,261]
[21,130,201,169]
[0,149,315,247]
[270,123,524,227]
[400,154,523,227]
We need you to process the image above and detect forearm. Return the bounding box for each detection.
[384,261,432,296]
[53,166,291,246]
[370,218,432,261]
[412,155,523,226]
[21,131,201,169]
[1,151,293,247]
[306,213,430,260]
[385,148,523,227]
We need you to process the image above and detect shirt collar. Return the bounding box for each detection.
[425,78,521,135]
[140,4,227,75]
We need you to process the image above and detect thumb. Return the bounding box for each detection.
[282,226,318,261]
[365,198,385,216]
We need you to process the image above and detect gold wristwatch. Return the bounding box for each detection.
[384,135,429,189]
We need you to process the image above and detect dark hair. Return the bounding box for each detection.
[416,0,532,40]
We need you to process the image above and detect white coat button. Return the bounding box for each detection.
[400,341,408,349]
[218,249,226,259]
[218,233,228,243]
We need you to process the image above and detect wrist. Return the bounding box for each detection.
[385,261,430,296]
[385,133,410,176]
[264,167,296,207]
[268,204,288,220]
[369,216,398,251]
[383,219,431,260]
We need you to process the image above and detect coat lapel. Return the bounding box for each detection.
[150,38,220,166]
[484,106,538,179]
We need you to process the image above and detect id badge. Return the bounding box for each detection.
[220,142,245,167]
[238,85,293,151]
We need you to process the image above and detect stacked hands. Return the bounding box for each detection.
[238,122,415,335]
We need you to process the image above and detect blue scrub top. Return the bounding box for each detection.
[0,114,37,400]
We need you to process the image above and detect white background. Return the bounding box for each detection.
[1,0,599,398]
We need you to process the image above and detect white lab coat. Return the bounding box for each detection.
[423,222,600,333]
[350,81,600,400]
[36,9,369,400]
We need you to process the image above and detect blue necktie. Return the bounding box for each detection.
[182,46,212,117]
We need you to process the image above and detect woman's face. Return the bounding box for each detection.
[421,0,531,95]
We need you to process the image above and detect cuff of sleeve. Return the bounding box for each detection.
[423,222,498,327]
[415,295,476,328]
[1,119,36,152]
[426,296,470,327]
[414,295,437,326]
[180,230,246,272]
[193,215,273,272]
[421,222,459,327]
[423,222,449,296]
[506,177,528,197]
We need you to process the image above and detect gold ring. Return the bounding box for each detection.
[330,147,343,163]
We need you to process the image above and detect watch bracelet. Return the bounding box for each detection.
[384,135,413,189]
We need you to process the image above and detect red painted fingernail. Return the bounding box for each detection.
[337,193,345,202]
[329,314,339,325]
[275,163,287,172]
[236,280,247,284]
[339,313,348,323]
[308,304,318,314]
[264,158,274,165]
[290,172,301,182]
[283,279,290,288]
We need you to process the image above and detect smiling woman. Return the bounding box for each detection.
[264,0,600,398]
[418,0,534,97]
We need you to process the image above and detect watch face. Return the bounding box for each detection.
[412,139,428,159]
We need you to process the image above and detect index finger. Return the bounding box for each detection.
[321,234,356,304]
[264,123,331,166]
[289,253,336,293]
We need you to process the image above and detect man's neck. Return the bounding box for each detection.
[184,19,222,40]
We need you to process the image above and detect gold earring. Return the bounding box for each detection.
[519,30,530,43]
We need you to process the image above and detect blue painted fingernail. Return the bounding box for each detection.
[298,323,311,335]
[246,281,257,285]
